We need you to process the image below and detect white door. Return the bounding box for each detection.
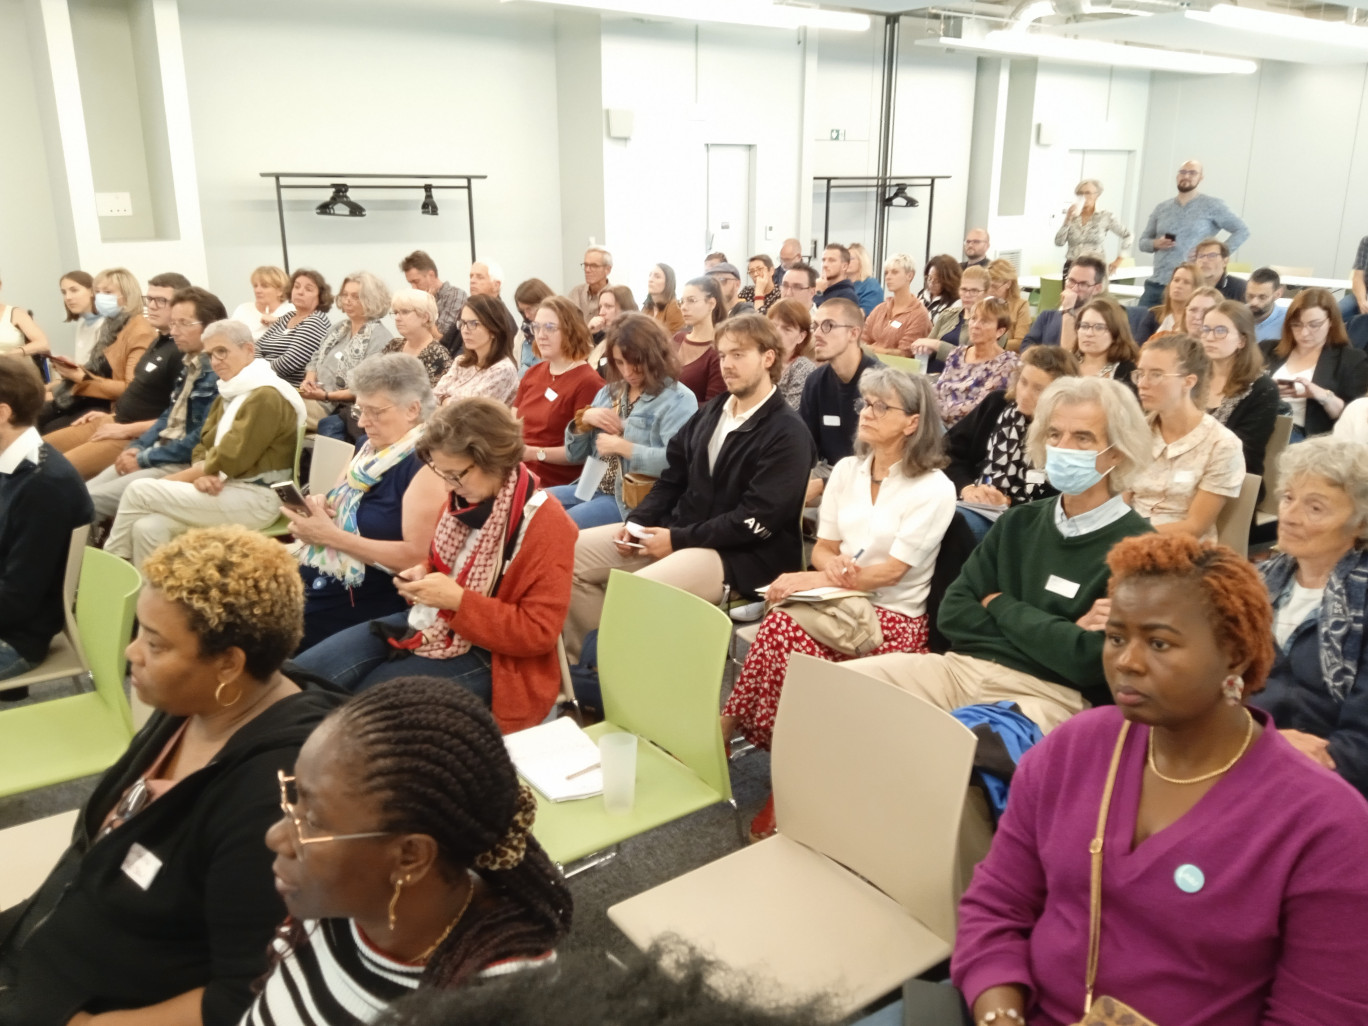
[706,144,754,264]
[1071,149,1136,256]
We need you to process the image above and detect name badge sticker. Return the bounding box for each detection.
[890,320,902,329]
[1025,470,1047,485]
[1173,470,1197,484]
[144,361,159,372]
[121,843,163,891]
[1045,574,1081,599]
[822,414,842,427]
[543,387,559,402]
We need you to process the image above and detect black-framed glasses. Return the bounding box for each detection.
[457,319,482,331]
[781,280,814,293]
[142,295,170,308]
[424,457,474,487]
[278,770,389,848]
[812,320,858,335]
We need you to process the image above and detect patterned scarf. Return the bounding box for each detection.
[290,426,423,588]
[1261,548,1368,703]
[388,464,537,659]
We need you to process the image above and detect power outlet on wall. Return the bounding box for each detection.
[96,192,133,217]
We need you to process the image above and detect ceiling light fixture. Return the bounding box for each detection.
[1186,4,1368,49]
[920,31,1257,74]
[420,184,439,216]
[315,183,366,217]
[499,0,870,32]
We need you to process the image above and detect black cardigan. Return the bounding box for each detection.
[629,387,815,597]
[1258,340,1368,438]
[1212,374,1279,479]
[944,390,1059,503]
[0,685,342,1026]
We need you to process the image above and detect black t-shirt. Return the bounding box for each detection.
[798,351,879,466]
[114,334,184,423]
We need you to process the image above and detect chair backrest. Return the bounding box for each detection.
[62,525,91,618]
[875,352,922,375]
[291,422,306,483]
[772,656,976,945]
[1037,277,1063,312]
[309,434,355,494]
[75,549,142,735]
[1258,415,1294,516]
[598,570,735,798]
[926,511,976,654]
[1216,473,1261,557]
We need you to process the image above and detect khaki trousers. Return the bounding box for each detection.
[104,478,282,568]
[44,420,128,479]
[845,650,1089,734]
[564,522,726,661]
[86,463,184,520]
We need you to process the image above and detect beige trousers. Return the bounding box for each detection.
[564,522,726,661]
[845,650,1089,734]
[104,478,282,568]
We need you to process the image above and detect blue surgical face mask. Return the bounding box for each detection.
[80,309,102,324]
[1044,444,1113,495]
[93,292,122,318]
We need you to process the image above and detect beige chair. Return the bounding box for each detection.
[608,655,977,1017]
[1216,473,1261,558]
[1,526,91,690]
[309,433,355,495]
[0,810,79,910]
[1256,415,1294,524]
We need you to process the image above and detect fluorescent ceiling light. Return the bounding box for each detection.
[925,30,1258,74]
[1187,4,1368,49]
[500,0,871,32]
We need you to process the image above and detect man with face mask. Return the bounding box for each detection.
[847,377,1153,734]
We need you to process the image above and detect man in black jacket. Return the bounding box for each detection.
[0,359,94,691]
[814,244,859,307]
[563,314,814,659]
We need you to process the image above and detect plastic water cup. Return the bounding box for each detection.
[574,456,609,502]
[598,732,638,814]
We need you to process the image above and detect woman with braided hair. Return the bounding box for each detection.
[242,676,572,1025]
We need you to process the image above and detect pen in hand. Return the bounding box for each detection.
[841,548,865,581]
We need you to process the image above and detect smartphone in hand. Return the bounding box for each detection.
[270,481,311,517]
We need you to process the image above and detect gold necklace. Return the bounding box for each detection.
[414,880,475,964]
[1147,709,1254,785]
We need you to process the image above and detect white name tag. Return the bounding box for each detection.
[121,842,163,891]
[1173,470,1197,484]
[1026,469,1046,485]
[544,387,558,402]
[1045,574,1081,599]
[144,361,159,372]
[890,320,902,329]
[822,414,842,427]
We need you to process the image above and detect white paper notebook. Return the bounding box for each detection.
[756,584,871,603]
[504,717,604,802]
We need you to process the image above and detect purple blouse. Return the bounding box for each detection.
[935,347,1019,426]
[953,706,1368,1026]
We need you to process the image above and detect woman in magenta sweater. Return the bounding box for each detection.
[953,533,1368,1026]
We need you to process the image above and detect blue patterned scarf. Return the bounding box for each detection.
[1261,548,1368,703]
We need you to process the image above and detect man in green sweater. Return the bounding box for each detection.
[850,377,1153,732]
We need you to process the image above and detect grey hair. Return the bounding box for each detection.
[1025,376,1151,494]
[341,271,392,322]
[202,319,254,348]
[854,366,946,477]
[1278,436,1368,543]
[391,287,438,326]
[1075,178,1103,196]
[587,246,613,268]
[883,252,916,277]
[348,352,436,420]
[476,259,505,284]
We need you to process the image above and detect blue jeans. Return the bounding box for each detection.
[317,414,352,441]
[545,484,624,529]
[0,639,34,682]
[292,611,493,702]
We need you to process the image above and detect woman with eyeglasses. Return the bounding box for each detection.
[910,265,989,373]
[1259,287,1368,442]
[284,354,447,653]
[1066,296,1140,388]
[292,398,577,731]
[433,296,521,407]
[933,295,1020,427]
[0,527,342,1026]
[1199,301,1278,481]
[300,272,393,442]
[384,289,453,387]
[1129,334,1245,542]
[722,367,955,840]
[241,677,572,1026]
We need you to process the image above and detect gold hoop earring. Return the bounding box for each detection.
[388,876,407,932]
[214,681,243,708]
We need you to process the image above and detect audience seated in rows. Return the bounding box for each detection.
[740,253,781,315]
[587,284,640,370]
[954,533,1368,1026]
[568,247,612,324]
[947,346,1080,542]
[1260,287,1368,441]
[438,260,519,359]
[300,271,393,440]
[563,314,814,660]
[1201,300,1279,480]
[861,252,931,356]
[846,243,883,315]
[400,250,466,348]
[1246,266,1287,343]
[0,527,341,1024]
[230,264,293,341]
[86,288,224,520]
[1137,260,1198,343]
[1195,235,1247,301]
[919,253,960,320]
[707,262,753,321]
[0,359,92,685]
[385,288,453,387]
[512,277,554,376]
[1065,296,1139,388]
[58,271,102,365]
[295,398,575,731]
[1025,256,1106,352]
[799,298,878,506]
[815,244,858,308]
[512,295,603,488]
[433,294,521,407]
[242,677,573,1026]
[986,259,1030,351]
[39,267,156,432]
[105,320,306,567]
[777,260,818,310]
[766,299,817,410]
[1180,284,1221,339]
[642,263,685,336]
[257,268,334,387]
[1130,334,1245,542]
[286,354,446,653]
[910,264,989,372]
[934,296,1019,427]
[673,276,727,405]
[46,272,194,478]
[548,314,697,530]
[849,376,1153,732]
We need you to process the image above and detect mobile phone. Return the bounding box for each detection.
[1163,232,1176,241]
[270,481,311,517]
[49,354,78,367]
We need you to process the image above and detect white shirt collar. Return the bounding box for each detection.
[1052,491,1132,538]
[0,426,42,474]
[723,384,776,425]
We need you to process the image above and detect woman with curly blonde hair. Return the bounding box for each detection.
[0,526,343,1026]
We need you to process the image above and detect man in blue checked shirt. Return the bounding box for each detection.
[1137,160,1250,309]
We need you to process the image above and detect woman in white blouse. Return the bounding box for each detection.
[230,265,294,341]
[721,366,956,838]
[432,294,519,406]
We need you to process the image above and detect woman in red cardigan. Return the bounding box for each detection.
[293,397,576,732]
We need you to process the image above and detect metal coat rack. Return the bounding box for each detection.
[259,172,487,272]
[814,174,951,271]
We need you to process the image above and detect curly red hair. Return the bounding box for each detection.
[1105,534,1274,694]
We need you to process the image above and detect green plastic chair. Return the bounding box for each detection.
[261,422,307,538]
[528,570,738,871]
[875,352,926,375]
[1037,276,1063,312]
[0,549,141,798]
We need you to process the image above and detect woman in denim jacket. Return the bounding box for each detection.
[547,314,697,529]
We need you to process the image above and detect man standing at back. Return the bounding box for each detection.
[0,360,94,694]
[962,228,990,269]
[799,298,878,507]
[1137,160,1250,309]
[400,250,466,342]
[568,247,612,323]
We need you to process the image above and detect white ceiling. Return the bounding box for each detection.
[1066,11,1368,64]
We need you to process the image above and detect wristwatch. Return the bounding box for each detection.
[536,448,547,462]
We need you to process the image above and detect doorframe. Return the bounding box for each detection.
[705,143,757,260]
